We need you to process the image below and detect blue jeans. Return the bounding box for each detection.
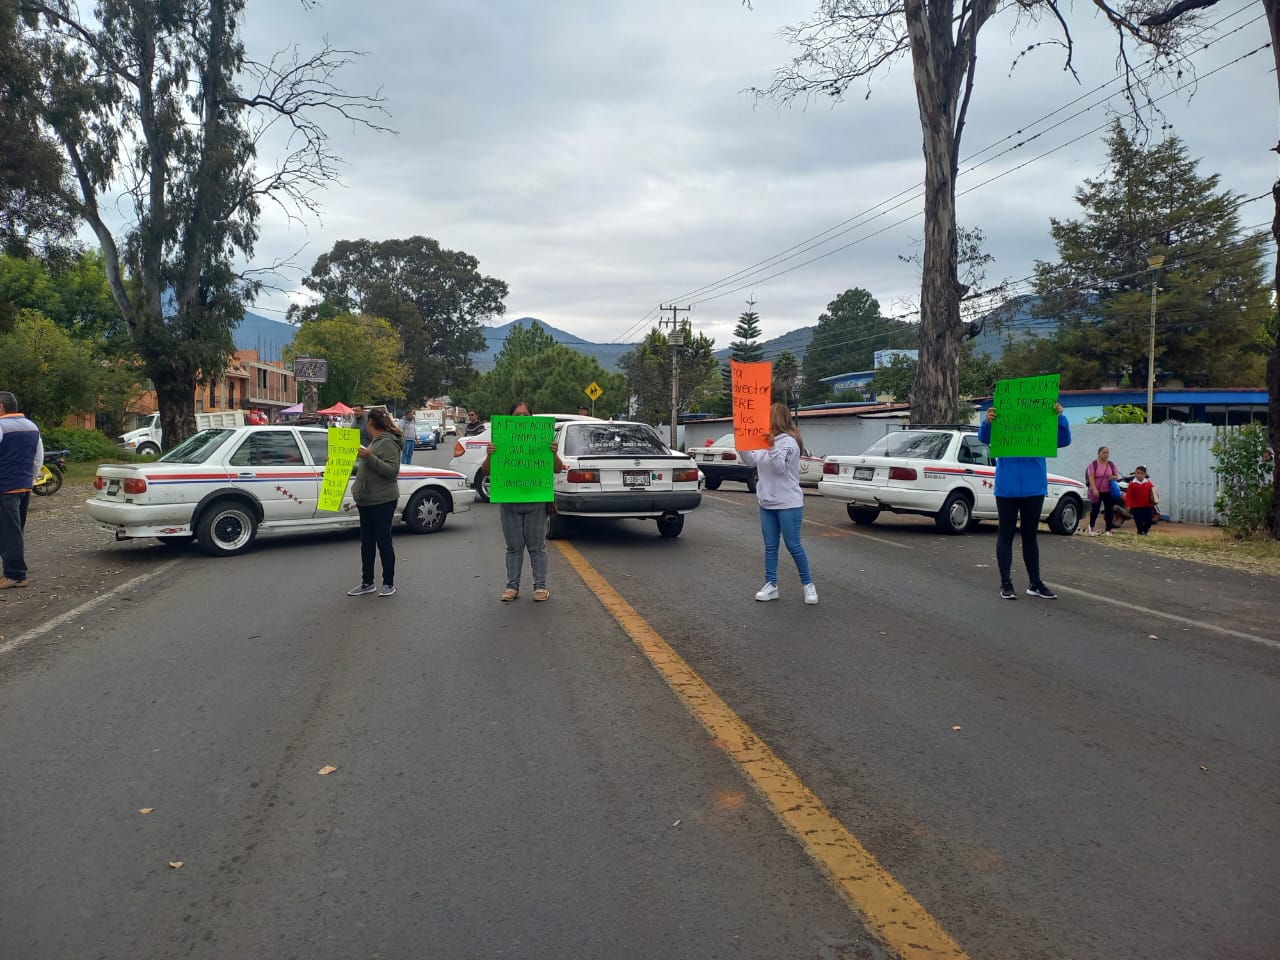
[401,438,415,464]
[759,506,811,586]
[0,491,29,582]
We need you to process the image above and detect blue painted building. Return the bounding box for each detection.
[977,388,1268,426]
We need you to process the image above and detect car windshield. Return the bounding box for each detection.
[565,423,669,457]
[859,431,953,460]
[159,429,232,464]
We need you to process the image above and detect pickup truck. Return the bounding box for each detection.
[119,410,246,456]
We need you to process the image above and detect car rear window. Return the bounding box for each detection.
[158,429,232,464]
[859,431,953,460]
[564,423,669,457]
[711,433,736,448]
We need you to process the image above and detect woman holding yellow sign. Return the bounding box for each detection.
[347,409,403,598]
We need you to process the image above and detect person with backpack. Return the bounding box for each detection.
[1085,446,1121,535]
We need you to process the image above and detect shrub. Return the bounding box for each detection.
[1211,423,1275,538]
[1086,404,1148,424]
[42,426,135,462]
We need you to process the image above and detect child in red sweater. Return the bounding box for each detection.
[1124,465,1158,535]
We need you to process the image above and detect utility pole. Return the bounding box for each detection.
[659,304,691,449]
[1145,254,1165,424]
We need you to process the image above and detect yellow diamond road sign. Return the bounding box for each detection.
[584,382,603,401]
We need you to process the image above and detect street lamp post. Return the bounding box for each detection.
[1145,254,1165,425]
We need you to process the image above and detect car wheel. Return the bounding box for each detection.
[1048,494,1082,536]
[547,511,571,540]
[935,490,972,535]
[136,442,161,458]
[474,469,491,503]
[847,505,880,525]
[405,489,448,533]
[746,472,757,494]
[656,512,684,538]
[704,476,722,491]
[196,499,258,556]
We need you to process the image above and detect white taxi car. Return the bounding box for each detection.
[818,426,1085,535]
[86,425,475,557]
[449,413,600,502]
[693,431,825,490]
[548,420,701,539]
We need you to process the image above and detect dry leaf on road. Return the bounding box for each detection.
[952,725,962,731]
[138,808,154,815]
[317,764,338,775]
[168,861,183,869]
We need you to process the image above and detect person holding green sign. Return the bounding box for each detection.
[346,409,403,598]
[484,401,564,603]
[978,401,1071,601]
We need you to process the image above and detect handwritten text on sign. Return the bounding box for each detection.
[990,374,1061,458]
[731,360,772,451]
[318,427,361,512]
[490,415,556,503]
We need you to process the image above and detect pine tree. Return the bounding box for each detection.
[729,299,765,363]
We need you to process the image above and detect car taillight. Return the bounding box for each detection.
[123,477,147,494]
[822,462,839,475]
[720,452,736,461]
[453,441,465,458]
[93,475,105,490]
[566,469,599,483]
[888,467,917,481]
[673,468,699,482]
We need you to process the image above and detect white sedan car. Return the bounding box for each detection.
[87,425,475,557]
[818,427,1085,535]
[548,420,702,539]
[449,413,601,502]
[693,432,825,490]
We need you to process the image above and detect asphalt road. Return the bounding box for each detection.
[1,447,1277,960]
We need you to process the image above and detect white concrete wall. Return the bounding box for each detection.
[681,414,909,457]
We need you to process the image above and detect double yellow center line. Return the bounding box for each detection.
[554,541,968,960]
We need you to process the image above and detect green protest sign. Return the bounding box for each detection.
[990,374,1061,458]
[489,415,556,503]
[318,427,361,512]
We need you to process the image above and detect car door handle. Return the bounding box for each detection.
[964,468,974,474]
[237,472,255,479]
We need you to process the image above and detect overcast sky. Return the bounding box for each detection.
[239,0,1278,350]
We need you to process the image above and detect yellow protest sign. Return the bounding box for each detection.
[318,427,361,512]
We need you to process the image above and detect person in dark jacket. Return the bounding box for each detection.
[463,410,486,437]
[347,409,402,597]
[351,404,371,446]
[0,390,43,589]
[977,402,1071,600]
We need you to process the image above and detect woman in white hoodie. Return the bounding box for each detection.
[739,403,817,605]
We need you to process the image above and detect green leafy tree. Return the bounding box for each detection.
[297,237,508,402]
[617,328,721,425]
[500,345,628,418]
[869,342,1001,402]
[729,301,765,363]
[773,350,800,407]
[1212,423,1275,538]
[1086,404,1148,425]
[462,321,558,415]
[16,0,386,445]
[285,315,407,407]
[799,289,916,404]
[1028,122,1270,389]
[0,310,97,426]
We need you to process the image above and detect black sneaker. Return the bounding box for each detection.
[1000,584,1017,600]
[1026,583,1058,600]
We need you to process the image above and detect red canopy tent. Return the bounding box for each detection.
[317,402,354,415]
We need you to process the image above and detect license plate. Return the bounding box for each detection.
[623,471,650,487]
[107,480,120,495]
[701,453,715,462]
[854,467,874,480]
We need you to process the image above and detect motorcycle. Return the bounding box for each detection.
[33,448,70,497]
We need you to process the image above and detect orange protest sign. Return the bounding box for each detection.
[731,360,772,451]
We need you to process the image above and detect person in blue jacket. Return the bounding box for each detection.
[977,401,1071,600]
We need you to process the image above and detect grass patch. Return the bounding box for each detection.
[1102,529,1280,577]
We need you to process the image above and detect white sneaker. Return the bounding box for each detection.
[754,583,779,602]
[803,583,818,605]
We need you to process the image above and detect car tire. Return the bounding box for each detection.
[847,505,880,525]
[136,442,161,458]
[935,490,972,535]
[704,476,722,491]
[1048,494,1082,536]
[547,511,571,540]
[746,472,757,494]
[474,469,491,503]
[405,489,448,534]
[196,499,258,556]
[656,512,684,538]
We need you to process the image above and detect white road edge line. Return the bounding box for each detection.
[0,560,180,658]
[1053,584,1279,651]
[703,492,909,549]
